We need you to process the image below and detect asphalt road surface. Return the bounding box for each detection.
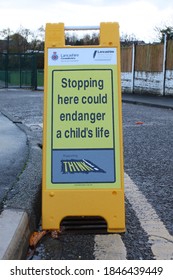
[0,89,172,260]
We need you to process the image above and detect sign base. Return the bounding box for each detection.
[42,188,125,233]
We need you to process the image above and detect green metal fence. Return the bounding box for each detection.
[0,52,44,89]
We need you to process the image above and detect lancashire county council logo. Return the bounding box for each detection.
[51,51,58,61]
[61,159,106,174]
[93,49,114,61]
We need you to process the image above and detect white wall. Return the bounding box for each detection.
[121,70,173,96]
[121,72,132,93]
[165,70,173,96]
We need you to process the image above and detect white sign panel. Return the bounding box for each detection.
[48,48,117,66]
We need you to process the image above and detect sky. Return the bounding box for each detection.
[0,0,173,42]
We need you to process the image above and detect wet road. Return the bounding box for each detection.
[36,98,173,260]
[0,89,173,259]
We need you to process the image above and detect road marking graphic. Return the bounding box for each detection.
[125,173,173,260]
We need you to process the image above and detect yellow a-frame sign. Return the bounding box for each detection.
[42,22,125,232]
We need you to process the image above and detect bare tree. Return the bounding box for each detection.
[0,28,13,38]
[121,32,139,46]
[155,25,173,42]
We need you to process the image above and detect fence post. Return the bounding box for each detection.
[31,53,37,90]
[5,53,8,88]
[131,43,135,93]
[162,33,167,96]
[19,54,22,88]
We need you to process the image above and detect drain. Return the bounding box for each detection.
[60,216,107,234]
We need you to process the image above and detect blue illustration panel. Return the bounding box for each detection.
[51,149,115,184]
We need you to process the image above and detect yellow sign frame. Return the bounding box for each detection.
[42,22,125,232]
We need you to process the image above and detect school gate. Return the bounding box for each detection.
[0,52,44,89]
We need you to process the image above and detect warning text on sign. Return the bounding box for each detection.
[52,69,114,149]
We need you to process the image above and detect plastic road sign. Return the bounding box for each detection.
[42,22,125,232]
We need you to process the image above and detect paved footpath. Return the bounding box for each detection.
[0,112,27,208]
[0,106,42,259]
[122,92,173,109]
